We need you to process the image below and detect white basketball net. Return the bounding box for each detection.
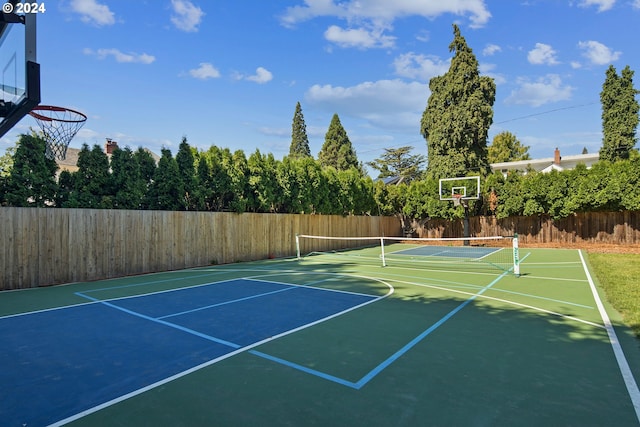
[29,106,87,161]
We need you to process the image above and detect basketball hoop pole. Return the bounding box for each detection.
[462,199,470,246]
[453,195,470,246]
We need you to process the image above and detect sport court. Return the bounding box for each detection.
[1,244,639,426]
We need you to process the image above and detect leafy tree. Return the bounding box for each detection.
[289,102,311,158]
[487,131,530,163]
[70,144,113,208]
[194,153,214,211]
[0,142,17,177]
[202,146,234,211]
[373,180,413,231]
[110,147,145,209]
[134,148,157,185]
[421,24,495,179]
[600,65,640,161]
[318,114,359,171]
[226,149,252,213]
[248,149,280,212]
[367,146,426,182]
[4,133,58,207]
[133,148,157,209]
[295,156,329,214]
[275,156,300,213]
[55,170,74,207]
[176,137,197,210]
[147,148,183,210]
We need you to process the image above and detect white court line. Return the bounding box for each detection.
[388,278,604,330]
[578,250,640,423]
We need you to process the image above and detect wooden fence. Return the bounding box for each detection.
[2,208,638,291]
[0,208,401,290]
[414,211,640,245]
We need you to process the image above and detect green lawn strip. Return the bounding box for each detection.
[587,252,640,339]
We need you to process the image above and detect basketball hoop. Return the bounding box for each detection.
[453,194,463,207]
[29,105,87,161]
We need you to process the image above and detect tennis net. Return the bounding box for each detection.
[296,234,520,275]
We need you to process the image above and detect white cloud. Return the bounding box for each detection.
[170,0,205,32]
[188,63,220,80]
[281,0,491,28]
[324,25,396,49]
[69,0,115,26]
[83,48,155,64]
[527,43,560,65]
[578,40,621,65]
[305,79,429,130]
[577,0,616,12]
[480,63,506,85]
[246,67,273,84]
[392,52,450,81]
[505,74,573,107]
[483,44,502,56]
[634,0,640,9]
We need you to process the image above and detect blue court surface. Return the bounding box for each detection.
[0,278,376,426]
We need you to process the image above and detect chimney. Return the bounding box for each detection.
[105,138,118,155]
[554,147,561,165]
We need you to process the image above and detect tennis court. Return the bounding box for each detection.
[1,242,639,426]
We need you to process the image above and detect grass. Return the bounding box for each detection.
[588,252,640,339]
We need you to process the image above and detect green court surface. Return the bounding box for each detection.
[1,247,640,426]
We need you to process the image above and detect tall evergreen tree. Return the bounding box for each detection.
[70,144,112,208]
[421,24,495,179]
[110,146,145,209]
[4,133,58,207]
[176,137,197,210]
[147,148,183,210]
[600,65,639,161]
[289,102,311,158]
[318,114,359,171]
[134,148,157,209]
[488,131,530,163]
[194,153,214,211]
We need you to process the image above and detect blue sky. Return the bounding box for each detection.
[2,0,639,172]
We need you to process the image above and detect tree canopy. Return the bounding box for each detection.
[4,133,58,207]
[421,24,495,179]
[488,131,530,163]
[367,146,426,183]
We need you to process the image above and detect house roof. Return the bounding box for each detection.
[490,151,599,173]
[490,152,599,169]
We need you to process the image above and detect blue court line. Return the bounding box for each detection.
[157,286,297,320]
[249,350,360,389]
[75,292,242,349]
[250,271,510,390]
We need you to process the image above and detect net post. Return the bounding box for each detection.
[295,234,301,260]
[512,233,520,276]
[380,237,386,267]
